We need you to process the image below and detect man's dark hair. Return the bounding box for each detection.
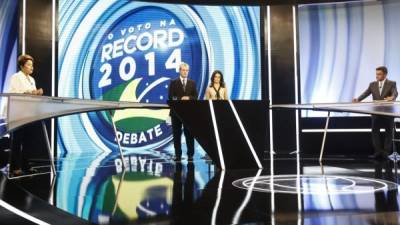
[376,66,388,75]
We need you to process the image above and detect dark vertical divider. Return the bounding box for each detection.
[261,6,270,161]
[269,5,298,154]
[21,0,52,94]
[18,0,53,162]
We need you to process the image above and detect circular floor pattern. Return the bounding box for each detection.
[232,175,399,195]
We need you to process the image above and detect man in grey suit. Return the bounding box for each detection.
[353,66,398,159]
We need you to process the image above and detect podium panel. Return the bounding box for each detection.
[169,100,268,169]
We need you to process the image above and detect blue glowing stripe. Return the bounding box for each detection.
[0,118,8,136]
[0,0,18,93]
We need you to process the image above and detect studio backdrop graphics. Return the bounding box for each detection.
[299,1,400,116]
[56,0,260,219]
[57,0,260,155]
[0,0,18,94]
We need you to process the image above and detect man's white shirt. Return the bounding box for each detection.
[379,79,386,96]
[180,77,187,86]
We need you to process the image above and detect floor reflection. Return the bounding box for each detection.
[54,152,214,224]
[171,162,195,224]
[374,161,399,214]
[11,154,400,225]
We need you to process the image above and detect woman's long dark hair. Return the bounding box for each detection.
[209,70,225,88]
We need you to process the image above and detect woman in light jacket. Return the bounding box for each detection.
[8,54,43,176]
[205,70,228,100]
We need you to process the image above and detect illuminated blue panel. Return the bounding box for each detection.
[0,0,18,93]
[299,1,400,117]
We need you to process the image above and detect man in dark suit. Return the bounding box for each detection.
[168,63,198,161]
[353,66,398,159]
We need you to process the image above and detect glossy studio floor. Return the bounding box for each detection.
[1,150,400,225]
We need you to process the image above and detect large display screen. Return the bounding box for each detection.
[299,1,400,116]
[57,0,260,155]
[56,0,260,217]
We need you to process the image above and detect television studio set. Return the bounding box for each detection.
[1,0,400,224]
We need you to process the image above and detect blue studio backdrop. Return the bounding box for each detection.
[56,0,261,220]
